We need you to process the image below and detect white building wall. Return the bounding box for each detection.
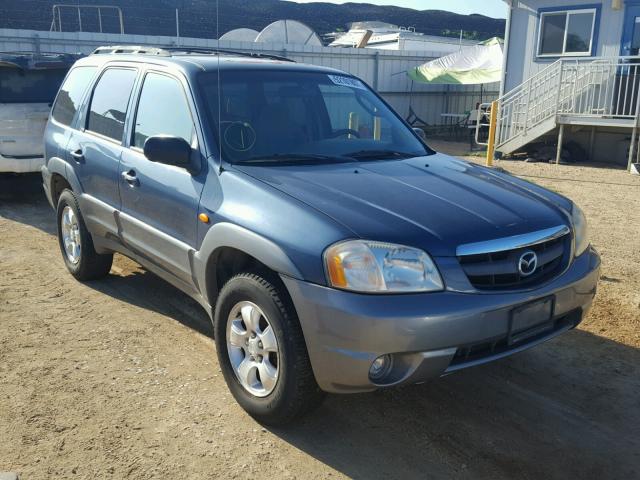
[0,28,497,125]
[504,0,626,93]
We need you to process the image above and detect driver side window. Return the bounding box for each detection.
[133,72,195,149]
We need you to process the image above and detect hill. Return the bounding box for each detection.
[0,0,505,42]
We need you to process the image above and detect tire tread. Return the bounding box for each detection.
[215,271,325,425]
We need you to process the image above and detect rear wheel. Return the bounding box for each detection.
[56,189,113,280]
[214,272,325,425]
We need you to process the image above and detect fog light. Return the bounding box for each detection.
[369,354,393,381]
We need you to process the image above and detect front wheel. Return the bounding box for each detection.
[214,272,325,425]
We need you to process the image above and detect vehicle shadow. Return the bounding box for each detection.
[87,267,214,338]
[269,330,640,480]
[0,173,213,337]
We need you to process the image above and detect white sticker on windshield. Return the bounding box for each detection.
[327,74,367,90]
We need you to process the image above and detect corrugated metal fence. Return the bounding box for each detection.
[0,28,498,125]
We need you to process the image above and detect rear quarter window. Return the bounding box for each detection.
[51,66,97,126]
[0,68,68,104]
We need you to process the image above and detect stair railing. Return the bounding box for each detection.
[496,56,640,151]
[496,59,563,149]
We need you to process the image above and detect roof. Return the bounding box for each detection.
[74,45,347,76]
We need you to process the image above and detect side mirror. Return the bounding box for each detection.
[412,127,427,141]
[143,135,192,168]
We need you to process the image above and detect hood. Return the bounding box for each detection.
[234,154,570,257]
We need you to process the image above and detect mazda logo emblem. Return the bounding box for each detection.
[518,250,538,277]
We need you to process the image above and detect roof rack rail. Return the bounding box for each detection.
[92,46,169,56]
[162,47,295,62]
[90,45,294,62]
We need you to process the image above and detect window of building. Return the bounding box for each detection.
[632,17,640,56]
[132,72,195,149]
[86,68,137,141]
[538,8,597,57]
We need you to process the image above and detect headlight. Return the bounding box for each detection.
[324,240,444,293]
[571,204,589,257]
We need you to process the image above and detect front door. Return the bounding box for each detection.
[118,70,206,286]
[621,4,640,56]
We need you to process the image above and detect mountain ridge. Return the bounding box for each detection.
[0,0,505,42]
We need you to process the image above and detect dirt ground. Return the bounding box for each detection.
[1,146,639,479]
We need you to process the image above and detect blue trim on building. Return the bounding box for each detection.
[534,3,602,61]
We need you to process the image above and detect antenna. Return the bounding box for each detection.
[216,0,222,172]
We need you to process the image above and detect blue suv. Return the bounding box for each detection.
[42,46,600,425]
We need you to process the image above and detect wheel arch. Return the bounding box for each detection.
[47,157,82,206]
[196,223,304,307]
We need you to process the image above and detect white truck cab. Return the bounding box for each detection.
[0,52,80,173]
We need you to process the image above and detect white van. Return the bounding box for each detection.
[0,52,80,173]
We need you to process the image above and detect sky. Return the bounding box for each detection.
[289,0,507,19]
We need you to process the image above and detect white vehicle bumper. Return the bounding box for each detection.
[0,155,45,173]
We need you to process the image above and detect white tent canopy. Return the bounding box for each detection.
[408,38,503,85]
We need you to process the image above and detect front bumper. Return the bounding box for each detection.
[282,247,600,393]
[0,154,45,173]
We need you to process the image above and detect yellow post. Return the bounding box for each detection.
[486,100,498,167]
[373,116,381,141]
[348,112,359,139]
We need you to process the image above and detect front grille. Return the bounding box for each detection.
[458,233,570,290]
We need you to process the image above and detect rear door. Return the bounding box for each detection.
[47,66,97,168]
[66,67,138,238]
[118,70,206,285]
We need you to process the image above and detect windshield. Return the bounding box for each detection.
[0,67,68,104]
[198,70,432,164]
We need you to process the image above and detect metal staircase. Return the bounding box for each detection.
[495,57,640,156]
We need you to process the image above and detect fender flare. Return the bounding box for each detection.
[194,222,303,305]
[47,156,82,199]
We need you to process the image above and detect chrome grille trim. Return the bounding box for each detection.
[456,225,571,257]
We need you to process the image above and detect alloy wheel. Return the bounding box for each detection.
[226,301,280,397]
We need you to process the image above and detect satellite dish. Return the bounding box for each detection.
[255,20,322,46]
[219,28,260,42]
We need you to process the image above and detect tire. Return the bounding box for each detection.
[214,272,325,425]
[56,189,113,281]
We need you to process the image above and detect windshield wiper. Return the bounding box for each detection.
[343,149,421,161]
[241,153,351,165]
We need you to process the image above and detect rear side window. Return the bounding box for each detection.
[87,68,137,142]
[51,67,96,126]
[132,72,195,149]
[1,68,68,104]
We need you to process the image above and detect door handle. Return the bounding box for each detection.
[121,170,139,186]
[70,149,84,162]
